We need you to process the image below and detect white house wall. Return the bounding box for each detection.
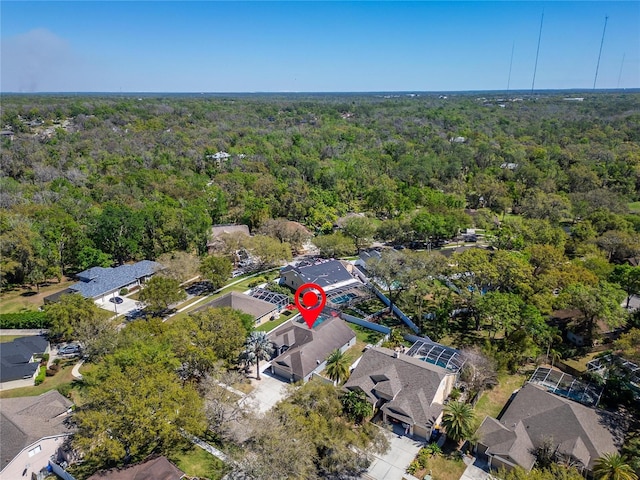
[0,435,69,480]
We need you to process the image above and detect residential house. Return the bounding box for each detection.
[280,259,359,292]
[193,291,279,327]
[0,336,49,391]
[44,260,163,305]
[206,223,250,254]
[269,316,356,382]
[354,249,382,274]
[0,390,74,480]
[249,287,291,311]
[86,456,185,480]
[476,382,625,474]
[343,346,458,440]
[550,309,620,346]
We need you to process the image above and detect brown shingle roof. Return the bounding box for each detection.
[343,347,451,428]
[86,456,184,480]
[194,291,276,320]
[1,390,74,471]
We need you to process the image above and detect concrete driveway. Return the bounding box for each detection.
[460,457,493,480]
[247,362,290,413]
[95,296,139,315]
[364,425,423,480]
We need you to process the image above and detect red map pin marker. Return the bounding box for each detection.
[294,282,327,329]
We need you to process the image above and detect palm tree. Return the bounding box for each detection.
[594,453,638,480]
[325,349,350,384]
[341,389,373,423]
[243,331,274,380]
[441,401,476,445]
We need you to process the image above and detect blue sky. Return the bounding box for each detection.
[1,1,638,92]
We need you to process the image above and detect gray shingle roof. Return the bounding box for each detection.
[269,316,356,381]
[0,390,74,471]
[282,259,354,288]
[71,260,163,298]
[344,347,450,428]
[193,291,277,319]
[0,336,48,382]
[477,383,625,471]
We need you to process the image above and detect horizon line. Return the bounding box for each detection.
[2,87,639,96]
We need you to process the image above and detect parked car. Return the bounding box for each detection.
[109,296,123,304]
[59,344,81,355]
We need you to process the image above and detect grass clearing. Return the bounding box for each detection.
[345,322,385,345]
[343,339,368,366]
[0,279,75,314]
[170,445,229,480]
[561,351,602,374]
[0,364,78,399]
[628,201,640,214]
[0,335,24,343]
[473,372,528,429]
[255,315,291,332]
[413,454,467,480]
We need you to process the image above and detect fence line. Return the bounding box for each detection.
[341,313,391,335]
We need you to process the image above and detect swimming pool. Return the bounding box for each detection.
[332,293,357,304]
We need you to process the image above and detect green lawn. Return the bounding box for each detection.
[0,363,78,399]
[0,279,75,314]
[0,335,24,343]
[473,372,528,429]
[255,314,291,332]
[415,454,467,480]
[628,201,640,214]
[170,446,229,480]
[345,322,385,345]
[560,351,602,374]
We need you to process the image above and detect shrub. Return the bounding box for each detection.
[0,311,50,329]
[57,383,72,397]
[119,287,129,295]
[406,460,421,475]
[449,387,461,401]
[34,366,46,385]
[248,277,266,288]
[53,358,61,365]
[41,353,50,363]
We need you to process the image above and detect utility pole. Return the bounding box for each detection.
[593,16,609,90]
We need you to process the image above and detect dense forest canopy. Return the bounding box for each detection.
[1,92,639,285]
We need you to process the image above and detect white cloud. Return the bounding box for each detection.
[1,28,86,92]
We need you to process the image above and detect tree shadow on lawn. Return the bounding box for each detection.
[444,315,485,348]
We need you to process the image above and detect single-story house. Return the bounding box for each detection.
[207,223,250,254]
[280,259,360,292]
[354,249,382,272]
[269,316,356,383]
[0,390,74,480]
[343,346,457,440]
[249,287,291,310]
[476,382,625,474]
[0,335,49,391]
[86,456,185,480]
[44,260,163,305]
[193,291,279,326]
[550,309,620,346]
